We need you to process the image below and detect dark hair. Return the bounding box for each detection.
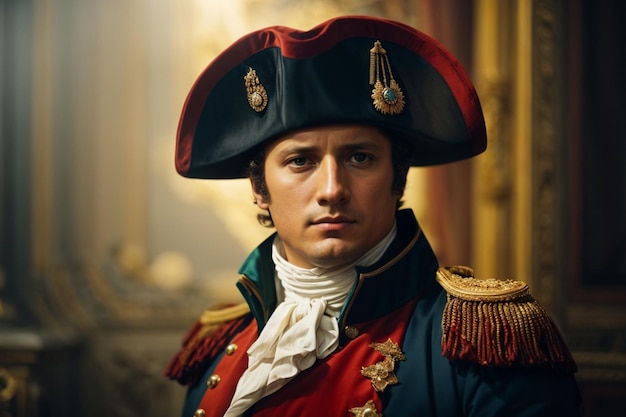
[248,134,413,227]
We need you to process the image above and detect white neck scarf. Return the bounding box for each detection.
[223,222,397,417]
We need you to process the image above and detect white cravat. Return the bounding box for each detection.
[223,222,397,417]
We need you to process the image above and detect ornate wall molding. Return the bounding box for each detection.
[530,0,563,315]
[532,0,626,395]
[470,0,516,281]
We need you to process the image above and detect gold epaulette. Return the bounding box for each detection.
[164,303,251,385]
[436,266,576,372]
[199,302,251,325]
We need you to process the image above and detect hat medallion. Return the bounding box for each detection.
[369,41,405,115]
[244,67,268,112]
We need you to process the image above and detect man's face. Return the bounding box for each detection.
[252,125,401,269]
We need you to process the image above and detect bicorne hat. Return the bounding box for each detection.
[176,15,486,179]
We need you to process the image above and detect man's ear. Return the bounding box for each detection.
[250,179,270,210]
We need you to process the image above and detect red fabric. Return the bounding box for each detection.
[196,298,417,417]
[198,321,260,417]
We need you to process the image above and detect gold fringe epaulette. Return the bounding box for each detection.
[164,303,251,385]
[436,266,576,372]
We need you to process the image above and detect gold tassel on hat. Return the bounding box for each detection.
[369,40,405,115]
[436,266,577,372]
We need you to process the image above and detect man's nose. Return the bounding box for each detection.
[315,157,350,205]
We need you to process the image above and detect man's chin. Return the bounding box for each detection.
[306,245,363,269]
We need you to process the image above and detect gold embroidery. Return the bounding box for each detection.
[361,338,405,392]
[369,338,406,361]
[361,357,398,392]
[436,266,529,302]
[349,399,382,417]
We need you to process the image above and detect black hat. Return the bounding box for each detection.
[176,15,486,179]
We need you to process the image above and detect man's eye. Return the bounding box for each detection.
[289,157,308,166]
[350,153,371,163]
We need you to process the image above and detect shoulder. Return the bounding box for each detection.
[435,266,576,372]
[164,303,252,386]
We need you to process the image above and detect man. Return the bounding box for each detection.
[165,16,581,417]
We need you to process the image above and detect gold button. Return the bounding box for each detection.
[193,409,206,417]
[344,325,359,339]
[206,374,221,389]
[225,343,238,355]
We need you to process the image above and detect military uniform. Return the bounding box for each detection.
[166,210,580,416]
[166,15,581,417]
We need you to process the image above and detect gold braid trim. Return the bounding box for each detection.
[436,266,576,372]
[199,302,250,325]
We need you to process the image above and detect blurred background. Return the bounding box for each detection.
[1,0,624,416]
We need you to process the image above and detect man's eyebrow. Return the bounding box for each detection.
[275,144,317,159]
[274,138,384,158]
[339,140,383,151]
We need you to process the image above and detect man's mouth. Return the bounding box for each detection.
[311,216,355,232]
